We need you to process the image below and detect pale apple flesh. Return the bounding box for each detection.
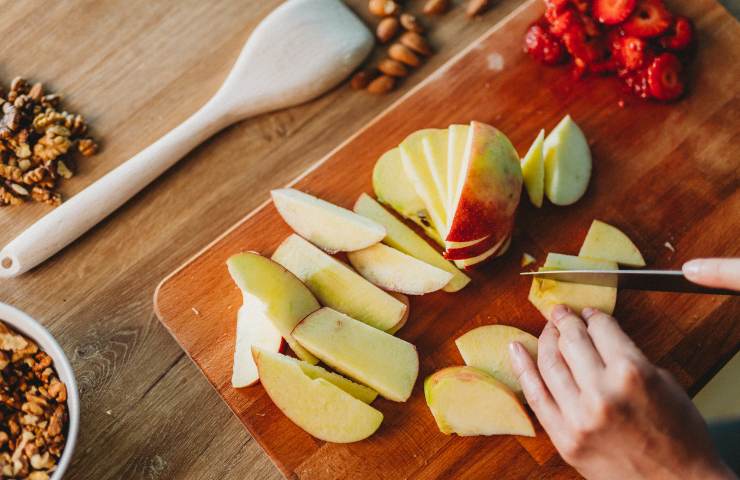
[424,366,535,437]
[579,220,646,267]
[353,194,470,293]
[271,188,385,254]
[347,243,453,295]
[447,124,470,216]
[252,347,383,443]
[543,115,592,206]
[521,128,545,208]
[295,359,378,404]
[386,292,410,335]
[232,302,283,388]
[455,235,510,270]
[272,234,406,332]
[444,228,510,261]
[422,129,450,213]
[293,307,419,402]
[227,252,319,364]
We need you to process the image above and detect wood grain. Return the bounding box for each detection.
[155,0,740,478]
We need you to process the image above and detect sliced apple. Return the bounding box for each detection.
[447,124,470,216]
[293,307,419,402]
[528,253,618,318]
[271,188,385,253]
[387,292,410,335]
[543,115,591,206]
[295,359,378,404]
[521,129,545,208]
[579,220,646,267]
[353,194,470,293]
[231,302,283,388]
[422,129,450,213]
[444,231,508,261]
[252,347,383,443]
[372,148,444,247]
[272,234,406,331]
[347,243,453,295]
[455,325,538,400]
[227,252,319,364]
[455,235,510,270]
[424,366,535,437]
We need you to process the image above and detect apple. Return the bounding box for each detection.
[271,188,385,253]
[528,253,618,318]
[455,325,538,400]
[353,194,470,292]
[521,129,545,208]
[422,129,450,213]
[231,302,283,388]
[447,121,522,244]
[579,220,646,267]
[272,234,406,331]
[543,115,591,206]
[292,307,419,402]
[372,148,444,247]
[455,235,510,270]
[252,347,383,443]
[386,292,410,335]
[347,243,453,295]
[295,358,378,404]
[227,252,319,364]
[424,366,535,437]
[447,124,470,216]
[444,230,509,261]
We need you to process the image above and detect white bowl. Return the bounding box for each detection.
[0,302,80,480]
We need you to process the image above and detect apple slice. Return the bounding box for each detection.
[271,188,385,253]
[422,129,450,213]
[353,194,470,292]
[447,124,470,216]
[454,235,510,270]
[295,359,378,404]
[444,231,508,261]
[227,252,319,364]
[293,307,419,402]
[372,148,444,247]
[231,302,283,388]
[528,253,618,318]
[521,129,545,208]
[424,366,535,437]
[455,325,538,400]
[543,115,591,206]
[253,347,383,443]
[579,220,646,267]
[387,292,410,335]
[272,234,406,331]
[347,243,453,295]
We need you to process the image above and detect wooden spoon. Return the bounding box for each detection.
[0,0,373,278]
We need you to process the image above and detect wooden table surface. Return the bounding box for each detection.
[0,1,737,479]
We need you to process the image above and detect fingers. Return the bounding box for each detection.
[537,320,580,409]
[550,305,605,388]
[683,258,740,291]
[581,307,645,365]
[509,341,562,433]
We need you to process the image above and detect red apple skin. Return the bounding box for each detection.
[444,227,510,260]
[460,235,511,270]
[447,122,522,243]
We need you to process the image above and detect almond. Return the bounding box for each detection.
[466,0,490,17]
[378,58,409,77]
[350,69,378,90]
[423,0,450,15]
[389,43,421,67]
[400,32,432,56]
[400,13,425,33]
[368,0,400,17]
[376,17,400,43]
[367,75,396,94]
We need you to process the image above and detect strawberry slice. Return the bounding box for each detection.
[524,23,567,65]
[593,0,637,25]
[647,53,684,100]
[613,36,651,70]
[548,8,580,37]
[622,0,672,38]
[659,16,694,51]
[620,68,651,99]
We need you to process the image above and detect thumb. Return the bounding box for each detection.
[682,258,740,291]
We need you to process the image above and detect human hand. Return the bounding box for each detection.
[508,305,735,480]
[683,258,740,291]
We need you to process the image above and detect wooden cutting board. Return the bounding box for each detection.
[154,0,740,478]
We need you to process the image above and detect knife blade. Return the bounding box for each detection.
[520,269,738,296]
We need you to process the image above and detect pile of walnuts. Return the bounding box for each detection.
[0,77,99,207]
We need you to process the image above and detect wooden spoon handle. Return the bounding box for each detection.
[0,99,233,278]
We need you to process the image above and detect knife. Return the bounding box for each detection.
[520,269,738,296]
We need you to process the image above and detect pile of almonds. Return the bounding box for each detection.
[352,0,493,94]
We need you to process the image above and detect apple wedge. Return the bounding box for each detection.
[253,347,383,443]
[271,188,385,253]
[353,194,470,292]
[543,115,591,206]
[272,234,406,331]
[231,302,283,388]
[295,359,378,404]
[528,253,618,318]
[293,308,419,402]
[227,252,319,364]
[444,231,509,261]
[521,129,545,208]
[372,148,444,247]
[579,220,646,267]
[422,129,450,213]
[424,366,535,437]
[455,325,538,400]
[447,124,469,215]
[455,235,510,270]
[387,292,410,335]
[347,243,453,295]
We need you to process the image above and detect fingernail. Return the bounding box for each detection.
[509,342,524,367]
[682,259,702,277]
[582,307,596,318]
[551,304,570,322]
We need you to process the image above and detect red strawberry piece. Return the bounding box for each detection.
[647,53,684,100]
[614,36,650,70]
[619,68,651,99]
[593,0,636,25]
[548,8,580,36]
[545,0,570,10]
[659,16,694,51]
[571,0,592,14]
[579,12,603,37]
[524,24,567,65]
[588,58,618,75]
[622,0,672,38]
[563,28,607,66]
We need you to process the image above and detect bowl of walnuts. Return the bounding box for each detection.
[0,302,79,480]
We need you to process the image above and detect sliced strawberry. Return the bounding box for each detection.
[545,0,570,10]
[647,53,684,100]
[570,0,592,14]
[563,28,607,65]
[619,68,651,99]
[548,8,580,36]
[622,0,672,38]
[593,0,636,25]
[659,16,694,51]
[613,36,651,70]
[525,23,567,65]
[579,12,602,37]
